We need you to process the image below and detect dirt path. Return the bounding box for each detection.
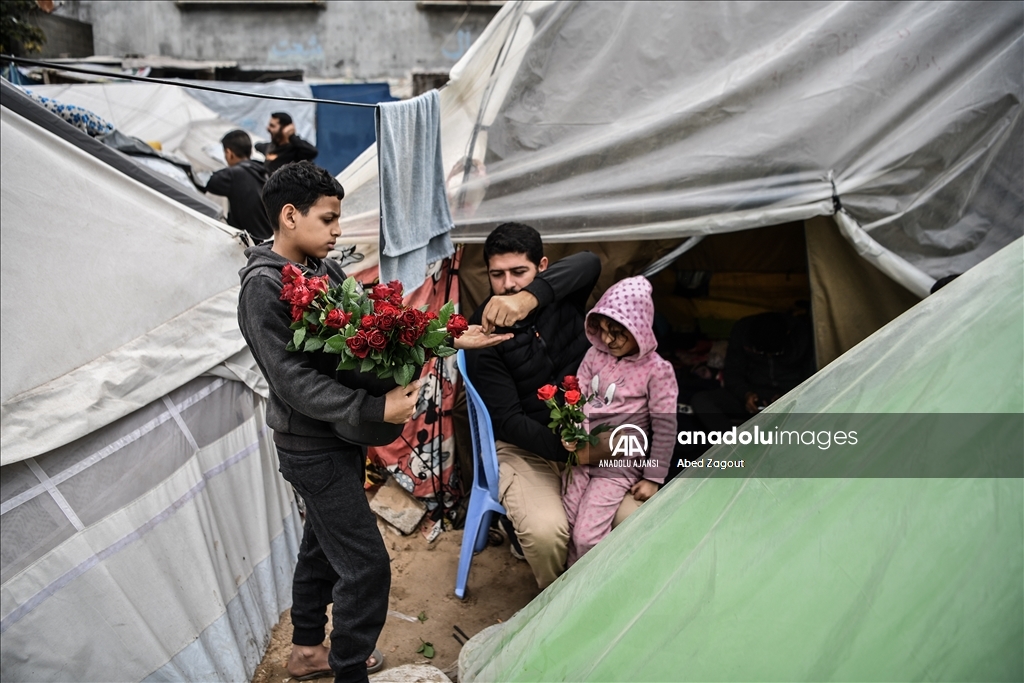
[252,528,540,682]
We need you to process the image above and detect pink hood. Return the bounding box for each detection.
[585,276,658,360]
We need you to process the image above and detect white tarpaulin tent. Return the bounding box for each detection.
[0,89,301,681]
[337,0,1022,299]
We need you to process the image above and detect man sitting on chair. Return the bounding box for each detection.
[465,222,639,589]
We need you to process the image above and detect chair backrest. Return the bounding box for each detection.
[456,350,501,497]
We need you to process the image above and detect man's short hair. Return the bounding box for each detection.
[270,111,293,127]
[261,161,344,231]
[484,222,544,267]
[220,129,252,158]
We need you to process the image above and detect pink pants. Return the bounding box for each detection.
[562,464,637,566]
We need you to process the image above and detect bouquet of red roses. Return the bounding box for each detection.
[537,375,611,478]
[280,264,468,387]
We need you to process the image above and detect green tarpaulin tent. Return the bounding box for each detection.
[459,238,1024,682]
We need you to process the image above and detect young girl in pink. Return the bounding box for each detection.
[562,276,678,565]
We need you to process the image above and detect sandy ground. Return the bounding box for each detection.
[251,527,540,683]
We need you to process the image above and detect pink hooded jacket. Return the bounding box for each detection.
[577,276,677,484]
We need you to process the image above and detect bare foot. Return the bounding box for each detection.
[286,644,381,677]
[286,644,330,679]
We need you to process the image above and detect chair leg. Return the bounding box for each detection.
[455,490,485,599]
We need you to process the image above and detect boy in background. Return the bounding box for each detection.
[202,129,273,242]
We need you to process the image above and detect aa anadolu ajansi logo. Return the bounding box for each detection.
[609,424,649,458]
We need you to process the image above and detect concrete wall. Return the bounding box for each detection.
[72,1,499,80]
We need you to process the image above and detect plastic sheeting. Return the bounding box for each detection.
[0,105,248,466]
[459,238,1024,681]
[0,377,301,682]
[338,1,1022,296]
[180,78,316,146]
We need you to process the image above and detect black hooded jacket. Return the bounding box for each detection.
[466,251,601,462]
[205,159,273,240]
[237,243,386,450]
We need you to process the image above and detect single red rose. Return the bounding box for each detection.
[561,375,580,392]
[446,313,469,338]
[387,280,404,297]
[400,309,421,329]
[288,284,316,308]
[426,311,438,321]
[308,275,329,294]
[359,314,374,328]
[368,283,393,301]
[290,305,305,323]
[374,300,400,316]
[564,389,582,405]
[324,309,350,330]
[366,329,388,351]
[388,293,404,307]
[376,312,398,331]
[398,326,421,347]
[282,263,304,284]
[537,384,558,402]
[346,331,370,358]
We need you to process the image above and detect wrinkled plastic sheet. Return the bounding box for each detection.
[459,238,1024,681]
[339,0,1022,293]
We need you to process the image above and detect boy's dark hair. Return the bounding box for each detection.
[261,161,344,231]
[748,312,789,355]
[220,129,252,158]
[271,111,293,127]
[484,222,544,267]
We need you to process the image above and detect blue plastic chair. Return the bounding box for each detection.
[455,350,506,599]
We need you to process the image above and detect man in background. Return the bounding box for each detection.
[256,112,318,175]
[203,129,273,242]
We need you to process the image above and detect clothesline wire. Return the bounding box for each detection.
[1,55,379,108]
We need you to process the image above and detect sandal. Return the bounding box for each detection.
[292,648,385,680]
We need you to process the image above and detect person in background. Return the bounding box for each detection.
[256,112,319,175]
[202,129,273,242]
[692,311,815,433]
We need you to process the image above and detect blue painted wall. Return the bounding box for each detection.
[311,83,397,177]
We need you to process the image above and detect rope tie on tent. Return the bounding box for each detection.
[1,55,379,108]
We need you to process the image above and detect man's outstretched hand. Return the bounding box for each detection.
[453,325,513,350]
[481,290,538,333]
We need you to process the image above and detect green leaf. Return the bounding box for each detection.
[360,357,375,373]
[417,611,427,623]
[360,299,373,317]
[438,300,455,326]
[394,363,415,387]
[433,344,456,358]
[325,335,347,353]
[420,330,447,349]
[285,341,297,352]
[376,366,394,380]
[410,344,426,367]
[417,641,435,659]
[336,355,358,371]
[550,408,562,420]
[342,276,356,298]
[303,337,325,352]
[293,328,307,348]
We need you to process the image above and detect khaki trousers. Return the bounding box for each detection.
[496,440,641,588]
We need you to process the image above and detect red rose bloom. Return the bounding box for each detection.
[288,284,315,308]
[366,329,388,351]
[282,263,304,284]
[361,314,376,328]
[387,280,404,297]
[376,312,398,331]
[561,375,580,392]
[308,275,329,294]
[564,389,582,405]
[368,283,393,301]
[446,313,469,338]
[374,300,400,316]
[398,326,421,347]
[290,305,305,323]
[324,309,350,329]
[346,331,370,358]
[537,384,558,402]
